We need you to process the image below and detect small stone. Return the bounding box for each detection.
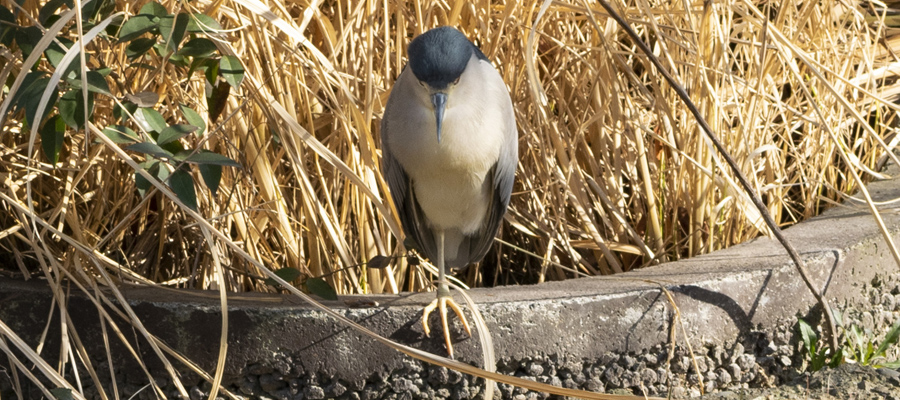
[272,388,293,400]
[573,371,586,384]
[526,363,544,376]
[249,363,275,375]
[451,386,469,400]
[259,374,285,393]
[239,376,260,396]
[878,368,900,378]
[447,369,463,384]
[429,367,449,385]
[716,369,732,386]
[699,356,712,373]
[392,378,418,395]
[189,386,204,400]
[274,358,292,376]
[730,343,744,363]
[762,342,777,356]
[779,356,792,367]
[584,378,603,392]
[641,369,658,385]
[604,365,622,387]
[738,354,756,370]
[328,382,348,397]
[304,385,325,399]
[436,388,451,398]
[728,363,742,382]
[862,312,875,330]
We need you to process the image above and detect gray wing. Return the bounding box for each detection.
[455,100,518,266]
[381,113,439,261]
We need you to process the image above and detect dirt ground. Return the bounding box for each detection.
[696,363,900,400]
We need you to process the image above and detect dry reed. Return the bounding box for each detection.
[1,0,899,397]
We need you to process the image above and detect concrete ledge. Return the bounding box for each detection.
[3,171,900,399]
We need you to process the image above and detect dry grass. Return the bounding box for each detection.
[1,0,900,397]
[2,0,898,293]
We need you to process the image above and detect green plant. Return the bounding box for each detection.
[5,0,243,211]
[798,310,900,371]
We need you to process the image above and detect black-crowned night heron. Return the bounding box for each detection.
[381,26,518,357]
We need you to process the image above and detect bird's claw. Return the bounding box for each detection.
[422,295,472,358]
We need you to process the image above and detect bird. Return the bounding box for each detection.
[380,26,518,358]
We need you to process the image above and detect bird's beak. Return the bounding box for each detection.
[431,92,448,143]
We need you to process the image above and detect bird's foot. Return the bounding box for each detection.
[422,295,472,359]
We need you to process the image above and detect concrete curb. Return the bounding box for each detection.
[3,170,900,399]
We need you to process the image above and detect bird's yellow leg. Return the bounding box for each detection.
[422,291,472,359]
[422,229,472,358]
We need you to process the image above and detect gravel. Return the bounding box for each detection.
[696,363,900,400]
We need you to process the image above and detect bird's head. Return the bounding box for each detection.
[407,26,483,143]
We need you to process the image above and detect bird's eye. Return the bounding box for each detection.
[452,77,460,85]
[418,80,427,88]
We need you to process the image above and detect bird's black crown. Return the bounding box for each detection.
[407,27,488,90]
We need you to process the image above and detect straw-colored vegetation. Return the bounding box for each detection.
[2,0,898,293]
[1,0,899,397]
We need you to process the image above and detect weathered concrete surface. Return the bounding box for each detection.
[3,170,900,398]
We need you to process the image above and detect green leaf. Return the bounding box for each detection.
[168,53,189,68]
[65,70,110,95]
[126,37,157,59]
[177,37,217,57]
[135,160,168,197]
[187,13,222,32]
[126,142,173,159]
[798,319,817,355]
[206,78,230,123]
[874,321,900,358]
[0,5,16,47]
[157,124,197,145]
[138,1,167,18]
[203,57,219,84]
[219,55,244,88]
[264,267,302,286]
[864,341,875,365]
[44,37,75,69]
[180,104,206,137]
[135,168,151,196]
[81,0,116,21]
[169,168,197,211]
[118,14,157,42]
[125,92,159,108]
[367,255,391,269]
[58,89,94,129]
[102,125,140,144]
[38,0,67,25]
[198,164,222,197]
[879,360,900,369]
[134,107,167,133]
[13,73,57,127]
[829,347,844,368]
[159,13,189,51]
[182,150,240,167]
[40,115,65,165]
[15,26,42,60]
[306,278,338,300]
[50,387,74,400]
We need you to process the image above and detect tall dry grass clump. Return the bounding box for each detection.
[1,0,900,397]
[2,1,898,293]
